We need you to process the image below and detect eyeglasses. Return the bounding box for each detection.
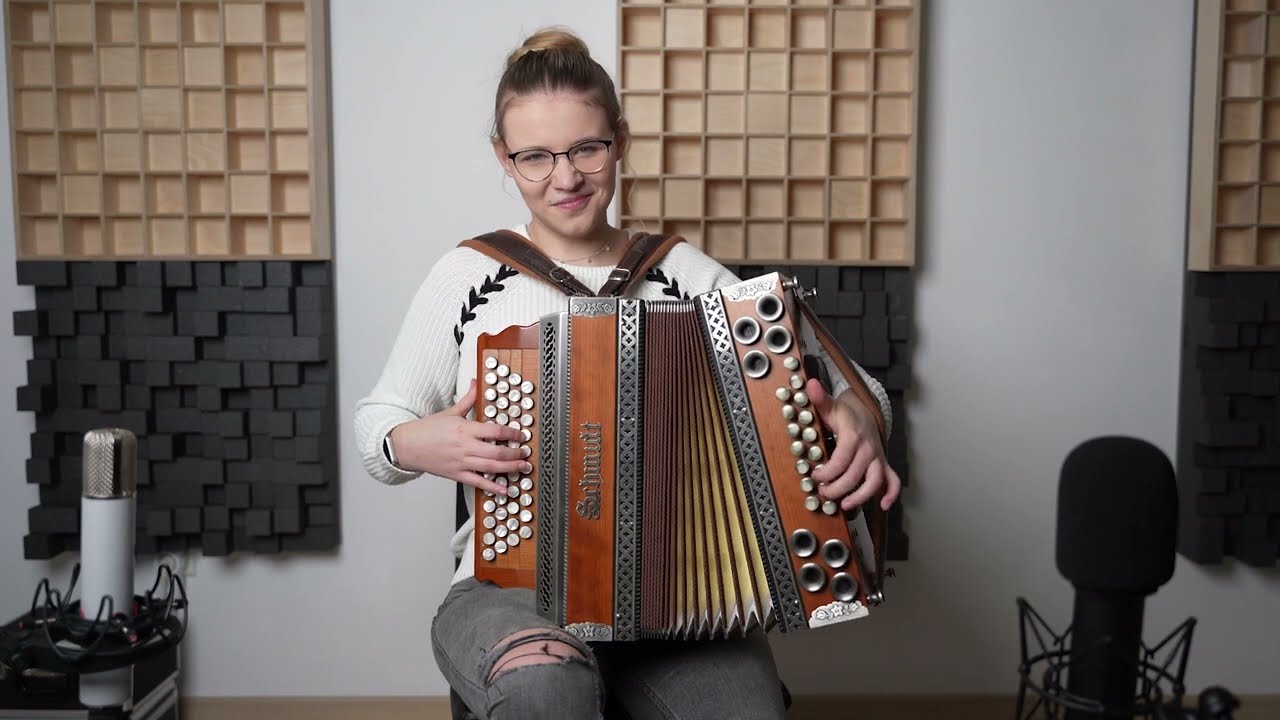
[507,139,614,182]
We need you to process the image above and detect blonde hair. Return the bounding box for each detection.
[492,27,623,141]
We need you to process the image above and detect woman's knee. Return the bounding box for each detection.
[483,628,602,720]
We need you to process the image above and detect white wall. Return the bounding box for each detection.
[1,0,1277,701]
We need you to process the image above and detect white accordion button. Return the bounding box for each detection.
[822,500,839,516]
[507,500,519,514]
[796,460,811,475]
[483,532,496,545]
[496,364,510,378]
[781,405,796,421]
[519,509,533,523]
[509,420,522,430]
[784,356,800,371]
[495,540,508,554]
[800,477,815,493]
[482,548,496,562]
[519,525,534,539]
[520,445,531,458]
[520,493,533,507]
[483,516,496,529]
[485,356,498,370]
[484,372,497,385]
[520,461,533,473]
[807,445,824,462]
[790,441,804,456]
[521,429,532,442]
[790,374,804,390]
[495,507,508,521]
[495,524,508,538]
[775,388,790,402]
[508,389,521,402]
[508,534,520,547]
[507,517,519,531]
[519,477,534,491]
[786,423,800,438]
[496,380,510,393]
[483,499,496,513]
[804,495,820,512]
[793,391,809,407]
[509,372,522,385]
[496,413,509,425]
[802,427,818,443]
[484,388,498,401]
[521,414,534,427]
[508,484,521,498]
[521,381,535,394]
[509,405,522,418]
[483,405,497,418]
[798,410,814,425]
[521,396,535,410]
[496,396,510,410]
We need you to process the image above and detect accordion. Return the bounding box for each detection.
[473,272,888,641]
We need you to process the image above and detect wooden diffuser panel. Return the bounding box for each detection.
[1189,0,1280,270]
[4,0,330,259]
[618,1,919,265]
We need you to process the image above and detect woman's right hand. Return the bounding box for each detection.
[387,379,528,495]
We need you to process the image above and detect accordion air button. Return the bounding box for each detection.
[509,372,522,385]
[786,423,801,438]
[496,364,510,378]
[790,441,805,457]
[804,495,821,512]
[484,388,498,401]
[802,427,818,443]
[521,414,535,427]
[508,534,521,547]
[483,532,496,545]
[789,528,818,557]
[522,381,535,394]
[743,350,769,378]
[733,316,761,345]
[798,563,827,593]
[495,540,509,554]
[485,356,498,370]
[520,509,533,523]
[807,445,825,462]
[821,499,838,516]
[764,326,793,354]
[821,539,851,569]
[831,573,858,603]
[483,405,497,418]
[796,459,811,475]
[800,477,816,493]
[519,525,534,539]
[497,380,510,393]
[798,410,814,425]
[784,356,800,371]
[756,294,784,322]
[781,405,796,421]
[789,374,804,390]
[521,396,535,409]
[482,516,496,529]
[775,387,791,402]
[484,372,497,385]
[482,548,496,562]
[520,494,534,507]
[792,391,809,407]
[483,499,496,513]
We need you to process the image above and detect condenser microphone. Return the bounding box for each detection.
[1055,436,1178,719]
[78,428,138,711]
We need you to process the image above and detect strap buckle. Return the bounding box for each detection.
[607,267,632,285]
[549,266,590,296]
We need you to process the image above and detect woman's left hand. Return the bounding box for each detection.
[806,378,901,512]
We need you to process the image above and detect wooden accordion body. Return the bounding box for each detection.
[473,272,887,641]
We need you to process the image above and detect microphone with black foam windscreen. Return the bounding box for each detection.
[1055,436,1178,719]
[78,428,138,713]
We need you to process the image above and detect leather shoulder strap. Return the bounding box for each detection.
[459,230,594,297]
[459,230,685,298]
[595,233,686,297]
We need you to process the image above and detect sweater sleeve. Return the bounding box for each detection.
[353,248,482,485]
[662,244,893,438]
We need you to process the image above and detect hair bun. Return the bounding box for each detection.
[506,27,591,69]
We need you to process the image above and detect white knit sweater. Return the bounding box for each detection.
[353,225,892,585]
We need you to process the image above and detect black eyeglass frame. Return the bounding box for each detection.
[506,138,615,182]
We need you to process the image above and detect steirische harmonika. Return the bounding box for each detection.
[472,272,889,641]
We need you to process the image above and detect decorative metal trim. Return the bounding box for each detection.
[536,314,568,624]
[809,600,869,628]
[697,290,805,633]
[723,275,779,303]
[564,622,613,641]
[614,299,643,641]
[569,298,616,317]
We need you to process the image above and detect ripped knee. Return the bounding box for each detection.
[485,628,592,683]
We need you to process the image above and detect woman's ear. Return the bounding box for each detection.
[492,138,514,177]
[614,119,630,164]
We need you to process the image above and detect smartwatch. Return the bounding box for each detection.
[382,430,404,470]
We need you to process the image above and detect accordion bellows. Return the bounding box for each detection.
[474,272,886,641]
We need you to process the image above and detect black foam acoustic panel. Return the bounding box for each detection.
[15,261,339,559]
[726,264,912,562]
[1177,272,1280,567]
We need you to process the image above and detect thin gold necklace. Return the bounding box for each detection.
[552,240,611,265]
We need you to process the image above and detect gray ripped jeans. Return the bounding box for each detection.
[431,578,788,720]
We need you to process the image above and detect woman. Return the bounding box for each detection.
[354,27,901,720]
